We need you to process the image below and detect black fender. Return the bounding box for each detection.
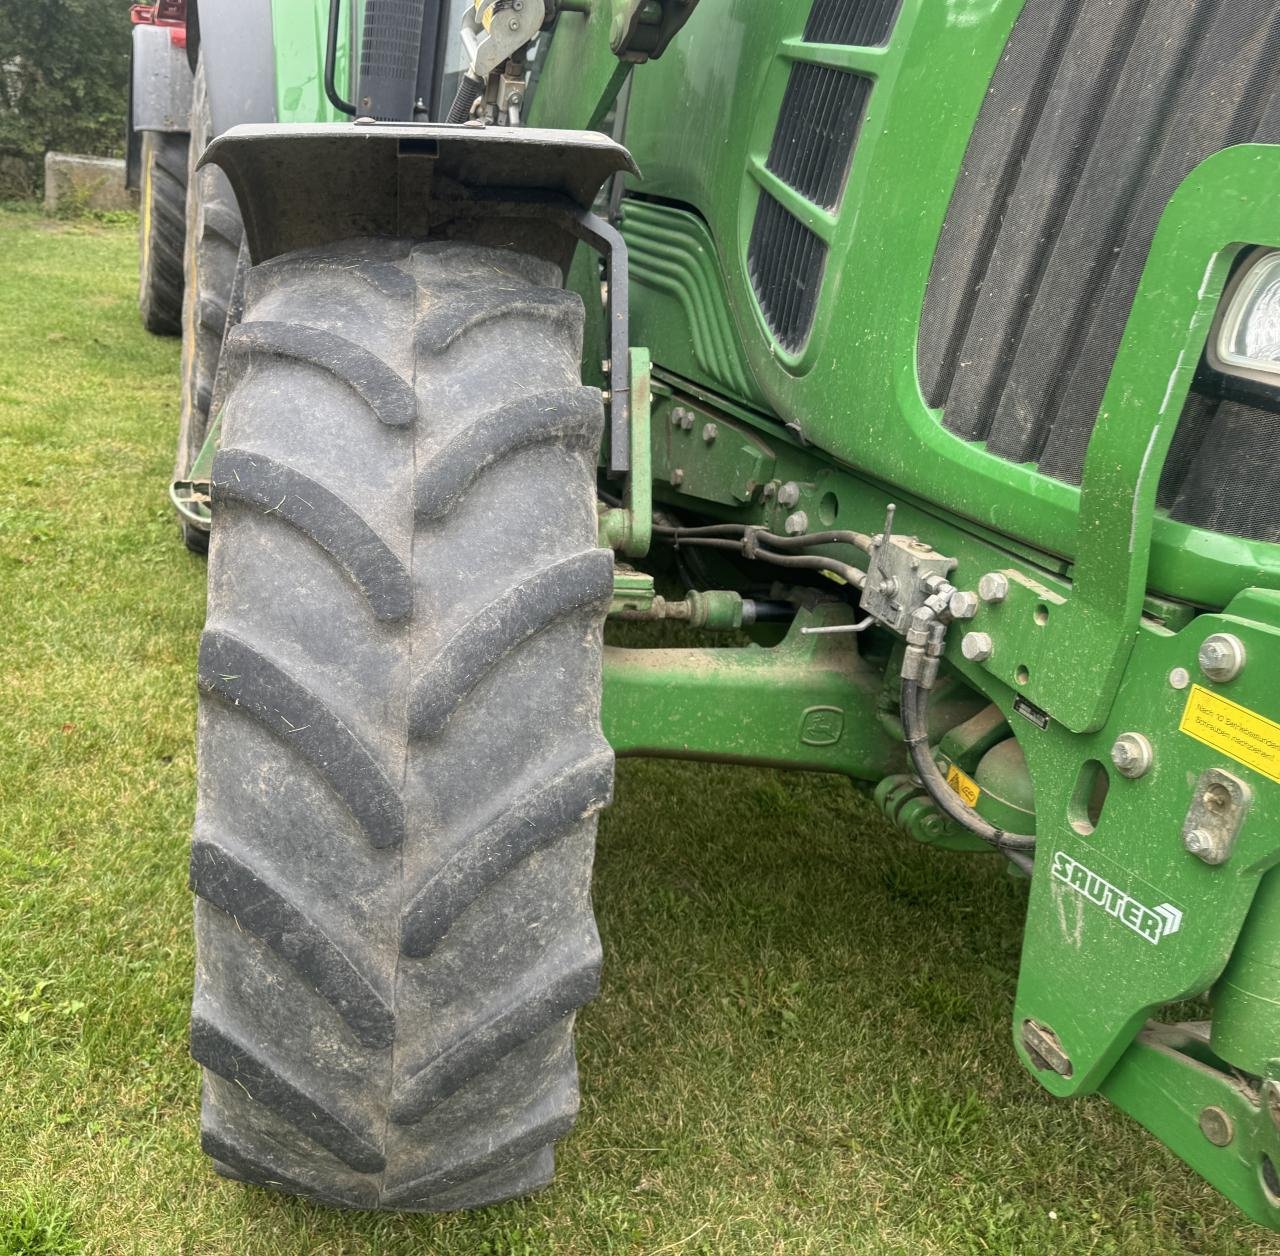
[202,122,637,273]
[126,23,193,189]
[185,0,278,137]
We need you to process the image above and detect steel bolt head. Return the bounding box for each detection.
[949,590,980,620]
[702,422,718,444]
[784,510,808,536]
[670,468,685,488]
[1185,827,1227,864]
[1198,1105,1235,1147]
[1110,732,1154,780]
[961,631,994,663]
[777,481,801,508]
[1198,632,1246,683]
[978,572,1009,604]
[1169,666,1191,690]
[680,410,695,431]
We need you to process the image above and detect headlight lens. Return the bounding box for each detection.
[1216,249,1280,381]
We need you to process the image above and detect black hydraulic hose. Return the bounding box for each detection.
[659,536,867,588]
[446,72,486,123]
[901,675,1036,870]
[325,0,357,115]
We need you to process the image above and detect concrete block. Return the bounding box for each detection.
[43,152,138,215]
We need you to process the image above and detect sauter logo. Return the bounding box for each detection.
[1051,852,1183,945]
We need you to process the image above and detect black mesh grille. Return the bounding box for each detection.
[768,65,872,209]
[749,193,827,353]
[917,0,1280,542]
[358,0,426,119]
[805,0,902,46]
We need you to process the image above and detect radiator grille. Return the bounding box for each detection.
[804,0,902,46]
[917,0,1280,541]
[748,193,828,354]
[767,65,873,210]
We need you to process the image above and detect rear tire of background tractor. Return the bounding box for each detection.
[137,130,188,336]
[175,57,243,553]
[191,237,615,1209]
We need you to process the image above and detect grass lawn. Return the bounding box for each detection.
[0,203,1276,1255]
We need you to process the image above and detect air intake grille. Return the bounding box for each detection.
[748,193,828,353]
[767,65,872,210]
[750,0,903,351]
[805,0,902,46]
[918,0,1280,543]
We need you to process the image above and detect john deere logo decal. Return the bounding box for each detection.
[1051,852,1183,945]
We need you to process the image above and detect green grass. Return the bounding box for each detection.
[0,204,1276,1254]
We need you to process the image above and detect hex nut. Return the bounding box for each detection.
[702,422,718,444]
[961,632,994,662]
[670,468,685,488]
[1110,732,1154,780]
[949,590,980,620]
[784,510,808,536]
[1198,632,1246,683]
[680,410,695,431]
[777,481,801,508]
[978,572,1009,604]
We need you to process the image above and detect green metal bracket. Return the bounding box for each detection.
[599,346,653,557]
[530,0,699,130]
[1101,1022,1280,1231]
[961,146,1280,734]
[603,600,902,779]
[1013,591,1280,1098]
[608,0,700,62]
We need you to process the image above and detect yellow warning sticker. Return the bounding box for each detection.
[1179,684,1280,784]
[946,763,981,807]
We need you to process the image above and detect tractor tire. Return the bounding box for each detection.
[137,130,188,335]
[176,57,243,507]
[191,237,615,1210]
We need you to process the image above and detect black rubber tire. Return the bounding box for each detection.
[177,57,243,490]
[137,130,188,335]
[191,237,615,1210]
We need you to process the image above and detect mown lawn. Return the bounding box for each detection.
[0,204,1276,1255]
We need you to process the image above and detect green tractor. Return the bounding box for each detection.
[144,0,1280,1225]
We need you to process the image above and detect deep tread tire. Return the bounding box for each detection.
[191,237,614,1210]
[138,130,188,335]
[177,57,243,490]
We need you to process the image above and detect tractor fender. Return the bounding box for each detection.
[202,122,637,272]
[126,23,194,189]
[186,0,278,139]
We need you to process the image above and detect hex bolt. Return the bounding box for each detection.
[949,590,980,620]
[669,407,683,427]
[777,481,801,508]
[702,422,718,444]
[961,632,994,663]
[670,468,685,488]
[1185,827,1227,865]
[680,410,695,432]
[762,481,778,501]
[1110,732,1154,780]
[1198,1106,1235,1147]
[978,572,1009,604]
[784,510,809,536]
[1198,632,1246,683]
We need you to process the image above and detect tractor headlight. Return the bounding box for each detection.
[1212,249,1280,385]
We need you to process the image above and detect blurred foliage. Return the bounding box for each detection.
[0,0,137,196]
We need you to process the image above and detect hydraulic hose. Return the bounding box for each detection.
[446,72,486,123]
[901,675,1036,871]
[325,0,357,115]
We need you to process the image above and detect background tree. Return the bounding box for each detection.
[0,0,136,197]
